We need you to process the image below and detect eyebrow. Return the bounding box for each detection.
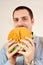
[21,16,28,18]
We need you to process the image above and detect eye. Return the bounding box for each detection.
[14,18,19,22]
[22,17,28,21]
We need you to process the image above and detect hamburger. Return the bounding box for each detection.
[8,27,33,52]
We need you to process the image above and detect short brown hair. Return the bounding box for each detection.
[13,6,33,20]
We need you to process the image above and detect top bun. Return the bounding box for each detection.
[8,27,33,42]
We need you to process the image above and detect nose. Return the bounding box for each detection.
[18,19,23,25]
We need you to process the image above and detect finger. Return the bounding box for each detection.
[8,39,12,43]
[9,46,21,56]
[20,39,32,48]
[18,50,25,55]
[18,42,29,51]
[6,39,12,48]
[8,43,18,53]
[20,39,28,46]
[25,36,34,46]
[6,40,16,52]
[7,40,15,48]
[20,39,34,49]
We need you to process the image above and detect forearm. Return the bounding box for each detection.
[4,60,16,65]
[25,61,31,65]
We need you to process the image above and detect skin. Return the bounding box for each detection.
[6,9,35,65]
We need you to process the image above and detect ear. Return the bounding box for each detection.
[31,18,34,25]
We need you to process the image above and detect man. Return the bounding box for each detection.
[0,6,43,65]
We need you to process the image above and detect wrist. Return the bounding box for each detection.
[26,62,31,65]
[26,60,34,65]
[9,60,16,65]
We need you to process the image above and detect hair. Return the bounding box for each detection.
[13,6,33,20]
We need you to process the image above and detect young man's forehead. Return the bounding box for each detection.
[14,9,30,17]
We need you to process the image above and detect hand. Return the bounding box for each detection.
[18,36,35,65]
[6,39,21,65]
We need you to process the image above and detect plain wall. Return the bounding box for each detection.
[0,0,43,49]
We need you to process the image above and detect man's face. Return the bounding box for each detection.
[13,9,34,31]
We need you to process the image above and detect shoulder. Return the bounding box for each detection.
[34,36,43,44]
[0,44,8,65]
